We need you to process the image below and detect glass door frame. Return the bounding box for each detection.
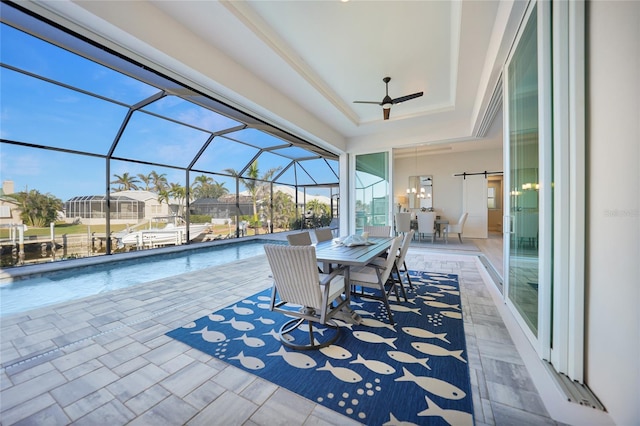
[502,0,553,358]
[349,149,393,235]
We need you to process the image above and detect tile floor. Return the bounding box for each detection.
[0,242,560,425]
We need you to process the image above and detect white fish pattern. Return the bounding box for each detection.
[233,333,265,348]
[255,316,275,325]
[395,367,466,400]
[257,303,271,309]
[208,314,225,322]
[386,351,431,370]
[223,317,255,331]
[182,321,196,329]
[191,326,226,343]
[350,354,395,375]
[268,346,317,369]
[360,317,397,331]
[441,311,462,320]
[388,304,422,315]
[416,295,436,301]
[439,289,460,296]
[332,319,355,330]
[320,344,352,360]
[297,323,327,336]
[402,327,451,344]
[354,309,375,317]
[383,413,419,426]
[418,396,473,426]
[225,304,254,315]
[424,301,461,311]
[262,329,281,340]
[411,342,467,363]
[353,331,397,349]
[427,284,457,290]
[317,361,362,383]
[229,351,265,370]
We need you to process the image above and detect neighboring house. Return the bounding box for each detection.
[63,190,180,225]
[111,190,177,220]
[0,180,22,227]
[0,193,22,227]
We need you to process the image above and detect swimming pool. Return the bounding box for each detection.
[0,239,284,317]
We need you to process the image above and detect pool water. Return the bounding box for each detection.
[0,239,283,317]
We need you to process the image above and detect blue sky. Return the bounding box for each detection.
[1,21,337,202]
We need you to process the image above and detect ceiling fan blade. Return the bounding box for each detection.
[383,108,391,120]
[353,100,382,105]
[392,91,424,104]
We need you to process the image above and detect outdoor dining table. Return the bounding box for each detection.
[314,236,394,315]
[314,236,394,271]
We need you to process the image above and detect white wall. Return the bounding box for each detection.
[587,2,640,424]
[393,148,502,224]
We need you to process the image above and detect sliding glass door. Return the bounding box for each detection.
[354,152,389,233]
[504,3,544,340]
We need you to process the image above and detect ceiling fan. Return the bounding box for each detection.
[353,76,423,120]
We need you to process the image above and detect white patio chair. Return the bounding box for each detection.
[314,228,334,243]
[264,244,348,350]
[445,212,468,243]
[369,230,415,302]
[416,212,436,243]
[287,231,312,246]
[363,225,391,237]
[348,236,403,325]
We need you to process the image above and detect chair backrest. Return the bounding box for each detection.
[363,225,391,237]
[458,212,469,227]
[416,212,436,233]
[264,244,323,309]
[314,228,334,243]
[394,212,412,233]
[396,230,415,266]
[287,231,312,246]
[380,236,403,283]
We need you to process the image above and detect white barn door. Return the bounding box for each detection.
[462,175,488,238]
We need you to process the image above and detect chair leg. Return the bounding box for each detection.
[403,261,414,289]
[386,264,407,302]
[458,233,463,243]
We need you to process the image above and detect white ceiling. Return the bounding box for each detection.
[34,0,525,155]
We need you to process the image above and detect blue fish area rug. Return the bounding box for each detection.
[166,271,474,425]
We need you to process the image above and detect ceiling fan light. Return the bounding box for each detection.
[382,103,392,110]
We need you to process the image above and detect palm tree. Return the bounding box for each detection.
[111,172,140,191]
[150,171,168,193]
[137,173,152,191]
[306,199,330,217]
[270,190,296,230]
[168,182,186,217]
[224,161,280,225]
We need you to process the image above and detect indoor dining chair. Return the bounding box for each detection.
[416,212,436,243]
[394,212,412,235]
[445,212,468,243]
